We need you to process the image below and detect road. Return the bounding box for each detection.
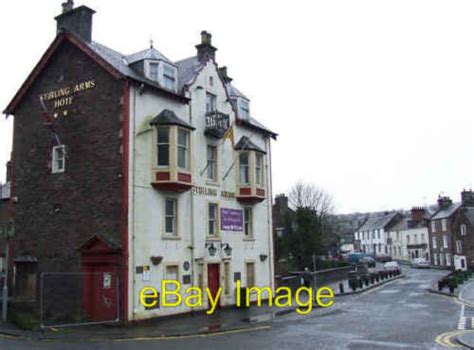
[0,267,466,349]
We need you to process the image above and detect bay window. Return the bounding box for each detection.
[157,127,170,167]
[239,153,250,185]
[255,153,263,186]
[177,129,189,170]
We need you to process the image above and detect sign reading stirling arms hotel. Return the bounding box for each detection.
[39,79,97,113]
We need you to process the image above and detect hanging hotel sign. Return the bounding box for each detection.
[39,79,97,114]
[220,208,243,231]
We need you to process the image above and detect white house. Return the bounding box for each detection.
[354,212,400,256]
[125,31,278,319]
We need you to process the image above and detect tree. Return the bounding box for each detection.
[285,181,336,270]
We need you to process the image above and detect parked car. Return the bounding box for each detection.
[384,261,401,273]
[411,258,430,269]
[375,254,392,263]
[361,256,376,268]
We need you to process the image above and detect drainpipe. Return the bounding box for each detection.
[188,92,195,288]
[266,137,275,291]
[131,87,137,318]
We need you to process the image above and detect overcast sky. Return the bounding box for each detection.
[0,0,473,213]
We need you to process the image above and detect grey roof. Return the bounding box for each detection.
[227,83,249,100]
[388,216,426,231]
[234,136,266,153]
[126,47,172,64]
[175,56,202,92]
[431,202,462,220]
[357,212,399,231]
[150,109,195,130]
[465,208,474,225]
[86,41,186,99]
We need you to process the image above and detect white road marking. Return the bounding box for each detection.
[458,303,466,330]
[378,289,400,294]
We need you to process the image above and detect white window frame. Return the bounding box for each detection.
[52,145,66,173]
[431,221,436,233]
[446,253,451,266]
[432,236,437,249]
[206,92,217,114]
[160,63,178,91]
[456,240,462,254]
[244,207,253,238]
[238,98,250,119]
[461,224,467,236]
[443,234,448,249]
[148,61,159,82]
[207,202,219,237]
[206,145,217,182]
[164,264,180,302]
[239,152,250,185]
[441,219,447,232]
[156,126,170,167]
[177,128,189,170]
[433,253,438,265]
[255,153,264,186]
[164,197,178,237]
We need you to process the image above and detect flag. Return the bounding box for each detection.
[222,122,234,146]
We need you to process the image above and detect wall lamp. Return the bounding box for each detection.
[259,254,268,262]
[205,243,217,257]
[221,243,232,256]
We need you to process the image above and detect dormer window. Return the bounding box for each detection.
[162,64,177,91]
[239,99,250,119]
[145,61,177,92]
[149,61,159,81]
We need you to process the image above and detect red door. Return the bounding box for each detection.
[207,264,220,309]
[90,265,117,321]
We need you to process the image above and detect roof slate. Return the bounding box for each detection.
[358,212,399,231]
[125,47,172,64]
[431,202,462,220]
[149,109,195,130]
[234,136,266,153]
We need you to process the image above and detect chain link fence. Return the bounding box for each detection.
[40,271,120,328]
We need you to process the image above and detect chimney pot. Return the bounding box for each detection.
[196,30,217,63]
[55,4,96,43]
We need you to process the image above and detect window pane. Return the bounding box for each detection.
[240,153,249,184]
[206,93,216,114]
[150,62,159,81]
[158,145,169,166]
[165,217,174,233]
[207,146,217,180]
[157,127,169,143]
[166,199,174,216]
[178,147,187,169]
[178,130,188,147]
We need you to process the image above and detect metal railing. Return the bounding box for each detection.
[205,111,230,138]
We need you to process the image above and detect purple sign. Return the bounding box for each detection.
[220,208,243,231]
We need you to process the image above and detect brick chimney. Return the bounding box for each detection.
[218,66,232,83]
[196,31,217,63]
[411,207,425,221]
[274,194,288,213]
[55,1,96,43]
[437,195,453,209]
[461,189,474,206]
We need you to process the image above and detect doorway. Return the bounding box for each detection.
[207,263,220,309]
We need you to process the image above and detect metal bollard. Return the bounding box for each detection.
[339,283,344,294]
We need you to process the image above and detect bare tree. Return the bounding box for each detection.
[288,181,335,218]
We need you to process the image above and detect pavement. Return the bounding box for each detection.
[0,267,452,349]
[455,281,474,349]
[0,272,403,343]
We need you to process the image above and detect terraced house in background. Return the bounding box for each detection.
[429,191,474,270]
[2,1,277,324]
